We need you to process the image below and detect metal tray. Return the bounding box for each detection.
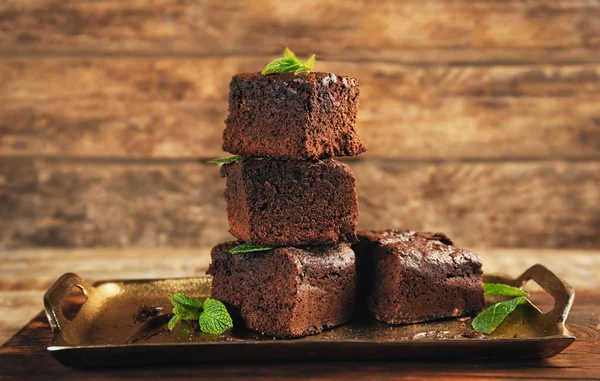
[44,264,575,368]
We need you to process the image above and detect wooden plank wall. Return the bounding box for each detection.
[0,0,599,249]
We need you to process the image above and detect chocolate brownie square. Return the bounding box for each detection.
[207,241,356,338]
[353,230,484,324]
[223,72,366,159]
[222,157,358,246]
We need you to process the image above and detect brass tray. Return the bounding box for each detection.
[44,264,575,368]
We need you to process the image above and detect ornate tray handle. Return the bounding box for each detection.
[44,273,93,333]
[514,264,575,328]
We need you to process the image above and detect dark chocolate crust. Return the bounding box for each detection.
[223,158,359,246]
[207,241,356,338]
[353,230,485,324]
[223,72,366,159]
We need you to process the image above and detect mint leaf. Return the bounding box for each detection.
[472,296,528,334]
[167,293,233,333]
[199,298,233,335]
[207,155,239,164]
[305,54,315,70]
[173,304,200,321]
[283,47,300,62]
[261,59,299,75]
[484,283,529,297]
[168,314,181,331]
[295,54,315,74]
[295,66,310,75]
[167,293,202,330]
[170,293,203,308]
[229,243,275,254]
[261,48,316,75]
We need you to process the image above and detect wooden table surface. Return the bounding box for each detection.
[1,248,599,380]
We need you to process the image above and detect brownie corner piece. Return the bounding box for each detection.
[223,72,366,159]
[353,230,484,324]
[207,241,356,338]
[223,158,358,246]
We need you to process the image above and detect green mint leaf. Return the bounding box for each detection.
[472,296,528,334]
[168,314,181,331]
[484,283,529,297]
[261,48,315,75]
[295,66,311,75]
[167,292,202,330]
[199,298,233,335]
[229,243,275,254]
[261,58,301,75]
[304,54,315,71]
[207,155,239,164]
[167,293,234,333]
[283,47,301,64]
[170,293,203,308]
[173,304,201,321]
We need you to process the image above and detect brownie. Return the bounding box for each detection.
[223,72,366,160]
[222,157,358,246]
[353,230,485,324]
[207,241,356,338]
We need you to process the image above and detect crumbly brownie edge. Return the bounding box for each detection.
[225,158,359,246]
[223,161,253,242]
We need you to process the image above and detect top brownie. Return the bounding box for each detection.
[223,72,366,159]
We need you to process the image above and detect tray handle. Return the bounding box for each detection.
[44,273,92,333]
[514,264,575,325]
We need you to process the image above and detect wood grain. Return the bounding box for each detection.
[1,288,599,379]
[1,159,598,249]
[0,290,43,348]
[0,0,598,252]
[352,160,600,249]
[0,101,226,159]
[1,0,599,64]
[0,158,230,249]
[1,58,599,159]
[0,248,214,292]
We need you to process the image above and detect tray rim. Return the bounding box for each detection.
[48,335,575,352]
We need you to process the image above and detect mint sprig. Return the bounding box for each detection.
[167,293,233,335]
[207,156,273,164]
[229,243,275,254]
[207,155,239,164]
[199,298,235,335]
[484,283,529,297]
[261,48,315,75]
[472,296,528,334]
[472,283,530,334]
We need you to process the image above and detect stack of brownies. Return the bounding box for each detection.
[208,72,365,337]
[208,71,485,338]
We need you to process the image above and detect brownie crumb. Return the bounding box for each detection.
[133,305,163,323]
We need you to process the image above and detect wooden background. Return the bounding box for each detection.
[1,0,600,250]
